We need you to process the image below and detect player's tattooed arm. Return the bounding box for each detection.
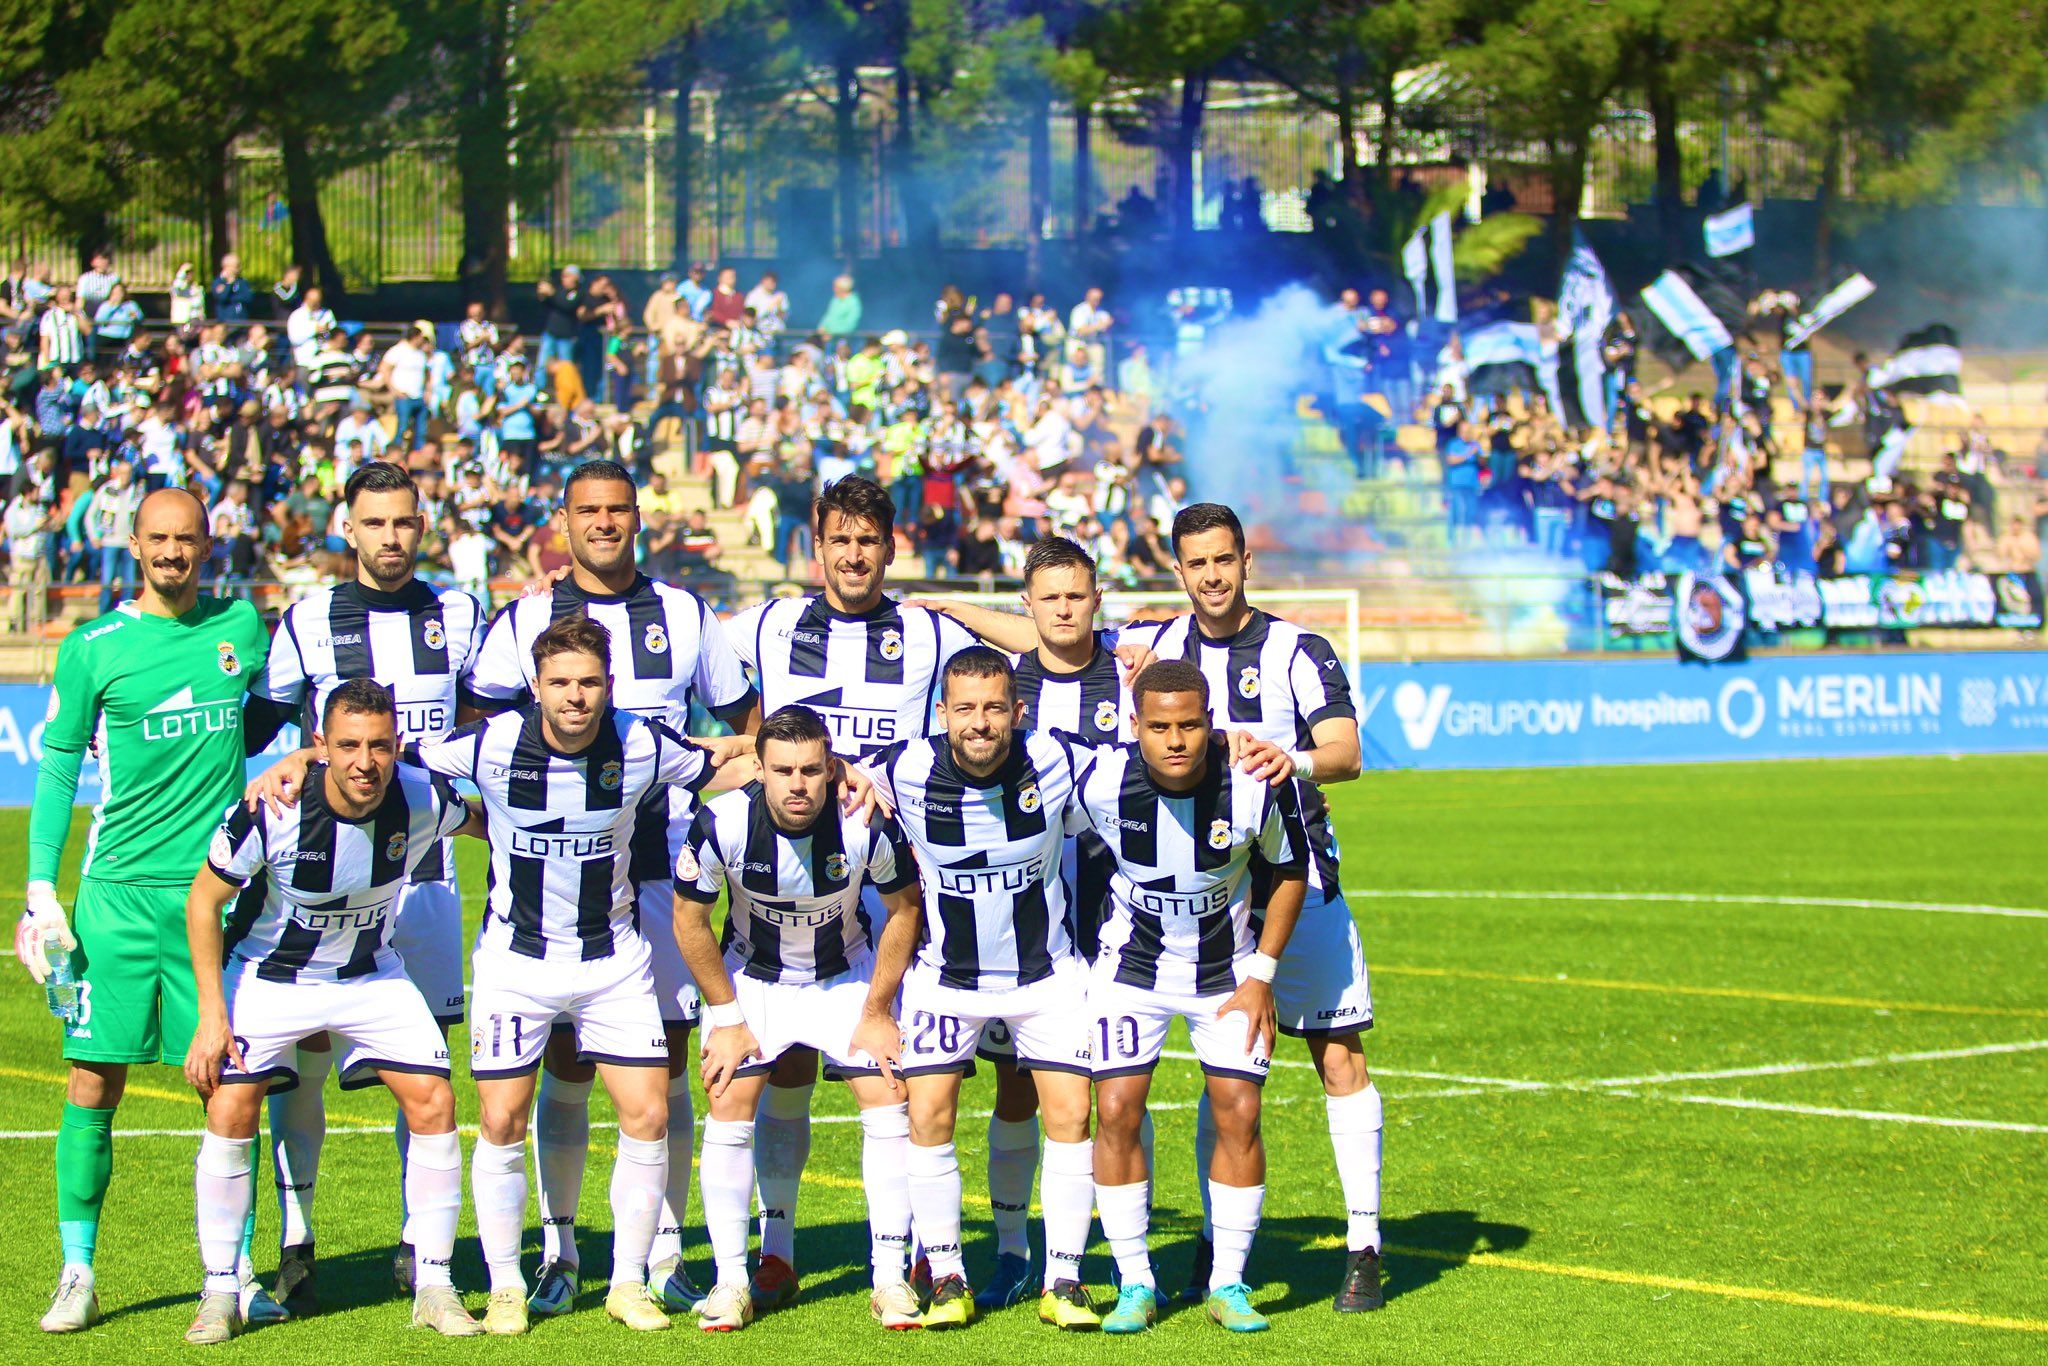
[857,881,924,1093]
[183,866,248,1098]
[905,598,1039,654]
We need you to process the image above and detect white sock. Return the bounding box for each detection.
[905,1140,965,1280]
[1207,1181,1265,1291]
[196,1133,254,1296]
[403,1130,462,1289]
[609,1133,668,1288]
[1194,1092,1217,1238]
[860,1103,912,1288]
[267,1044,332,1249]
[1327,1084,1384,1253]
[650,1071,693,1269]
[986,1115,1038,1261]
[1095,1179,1154,1289]
[699,1119,756,1289]
[471,1138,529,1294]
[1039,1138,1095,1290]
[534,1072,592,1268]
[755,1082,813,1265]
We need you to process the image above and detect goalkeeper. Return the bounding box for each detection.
[13,490,279,1335]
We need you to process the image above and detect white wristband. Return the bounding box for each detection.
[1288,750,1316,780]
[705,1001,745,1030]
[1242,952,1278,984]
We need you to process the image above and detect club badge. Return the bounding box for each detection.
[675,845,702,881]
[422,618,447,651]
[217,641,241,676]
[385,832,409,863]
[599,759,623,791]
[1236,666,1260,699]
[825,852,849,882]
[1094,698,1120,732]
[644,623,670,655]
[1018,783,1042,813]
[1208,817,1232,850]
[879,628,904,661]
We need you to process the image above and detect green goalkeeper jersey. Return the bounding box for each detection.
[30,596,270,886]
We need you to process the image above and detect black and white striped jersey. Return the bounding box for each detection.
[466,573,754,886]
[674,784,916,984]
[1071,739,1307,996]
[255,580,488,883]
[865,731,1088,990]
[1010,634,1130,960]
[208,766,469,982]
[731,596,975,759]
[1121,609,1352,901]
[409,706,711,962]
[1011,631,1130,743]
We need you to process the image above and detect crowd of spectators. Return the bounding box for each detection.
[0,250,1187,634]
[1323,282,2046,587]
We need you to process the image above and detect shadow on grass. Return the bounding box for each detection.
[1244,1210,1533,1315]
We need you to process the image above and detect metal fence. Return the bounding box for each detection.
[6,80,2043,293]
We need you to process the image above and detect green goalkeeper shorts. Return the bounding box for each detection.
[61,880,198,1067]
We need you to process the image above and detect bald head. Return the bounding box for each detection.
[131,487,211,604]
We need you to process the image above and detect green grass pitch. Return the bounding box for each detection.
[0,754,2043,1361]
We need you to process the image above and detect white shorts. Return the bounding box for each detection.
[1272,897,1374,1038]
[470,937,668,1079]
[727,956,885,1079]
[639,878,702,1027]
[219,958,452,1093]
[391,876,467,1026]
[1088,955,1272,1086]
[899,956,1094,1079]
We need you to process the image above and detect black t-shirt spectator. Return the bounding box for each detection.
[61,423,108,477]
[489,498,537,542]
[954,526,1005,576]
[1431,398,1465,447]
[542,287,583,340]
[210,274,256,322]
[936,322,976,374]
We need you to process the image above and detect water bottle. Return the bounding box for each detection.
[44,942,80,1027]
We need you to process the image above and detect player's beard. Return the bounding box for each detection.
[951,728,1010,777]
[361,546,414,590]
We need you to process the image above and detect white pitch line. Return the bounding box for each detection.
[1344,888,2048,921]
[1579,1038,2048,1090]
[1620,1092,2048,1135]
[1157,1048,1542,1089]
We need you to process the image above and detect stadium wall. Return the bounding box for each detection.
[1357,650,2048,770]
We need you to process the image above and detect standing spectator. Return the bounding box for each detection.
[75,252,120,337]
[38,287,86,373]
[535,265,585,376]
[208,479,258,590]
[287,287,336,367]
[449,513,495,601]
[699,367,744,507]
[91,284,143,355]
[377,323,434,454]
[1430,385,1465,453]
[816,273,863,338]
[4,486,51,635]
[495,357,542,468]
[270,263,304,317]
[746,271,790,342]
[85,457,143,613]
[1067,286,1113,390]
[1601,311,1638,421]
[209,253,256,322]
[706,266,745,327]
[167,263,204,327]
[642,272,680,390]
[487,482,541,577]
[676,260,712,319]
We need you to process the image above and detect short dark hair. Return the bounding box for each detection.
[532,615,612,671]
[814,473,894,539]
[322,677,396,730]
[1022,534,1097,588]
[563,458,636,500]
[1132,659,1210,711]
[1170,502,1245,557]
[941,645,1014,702]
[756,705,831,756]
[344,461,417,508]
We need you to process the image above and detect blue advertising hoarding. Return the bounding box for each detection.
[1357,651,2048,769]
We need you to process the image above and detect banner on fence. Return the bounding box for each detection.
[1357,650,2048,769]
[1599,569,2045,644]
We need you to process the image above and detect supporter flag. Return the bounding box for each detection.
[1639,265,1744,367]
[1555,235,1615,430]
[1674,572,1746,663]
[1784,272,1876,351]
[1871,324,1963,397]
[1703,202,1755,257]
[1452,320,1544,397]
[1403,212,1457,322]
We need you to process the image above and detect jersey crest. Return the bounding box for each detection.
[825,851,850,882]
[1093,698,1120,732]
[599,758,623,791]
[385,831,409,863]
[218,641,242,676]
[1018,782,1042,813]
[644,622,670,655]
[675,844,702,880]
[422,619,447,651]
[1236,665,1260,699]
[1208,817,1232,850]
[878,627,904,661]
